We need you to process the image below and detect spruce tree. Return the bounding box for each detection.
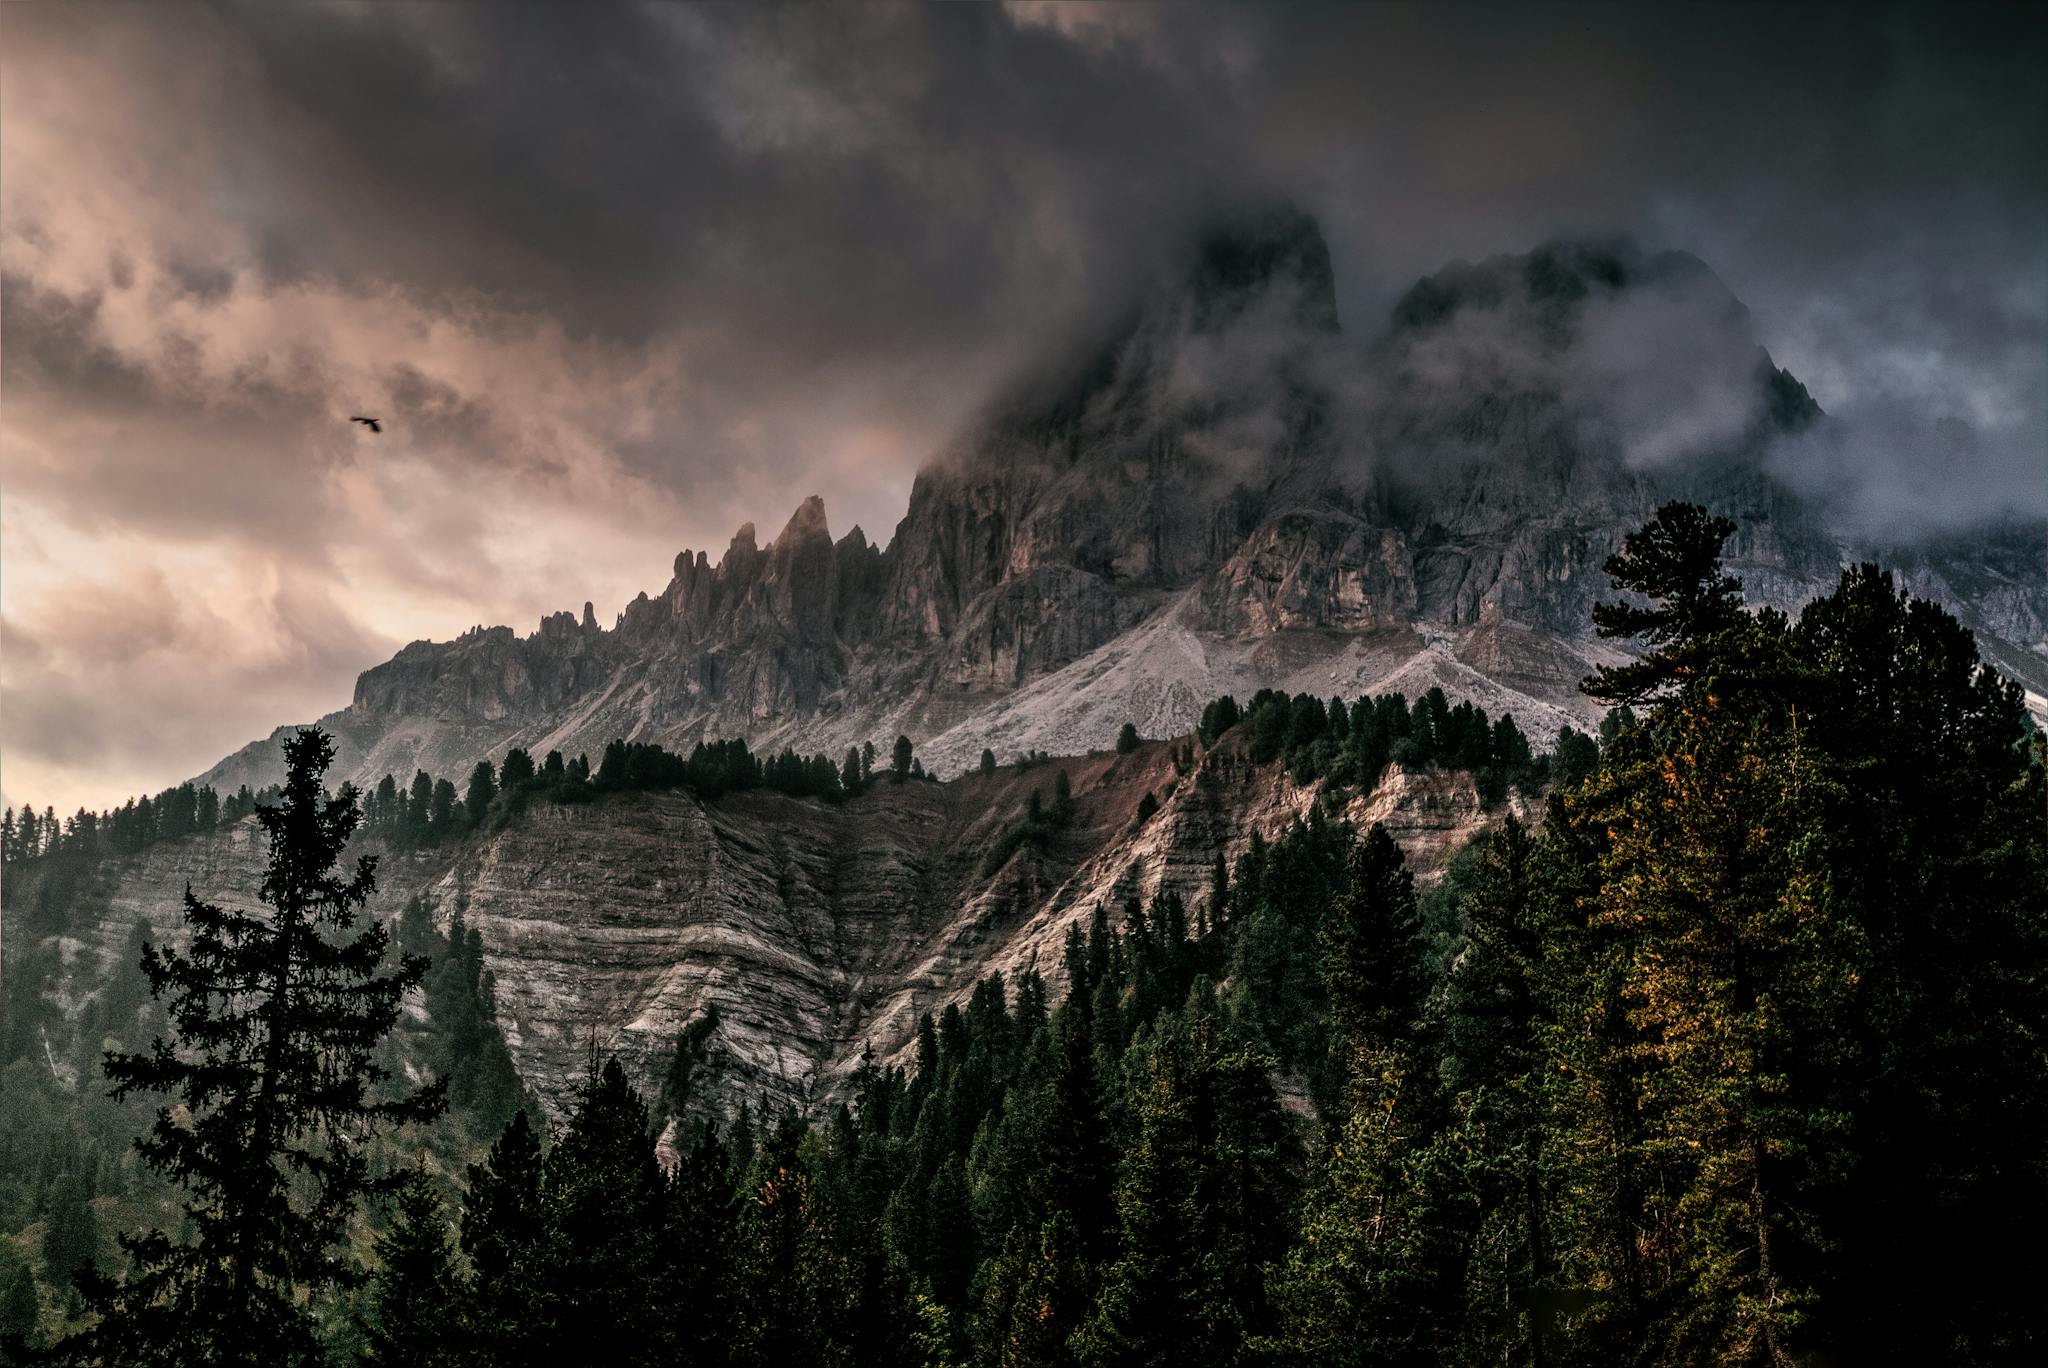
[463,761,497,828]
[460,1110,554,1366]
[543,1060,675,1367]
[361,1169,465,1368]
[41,1160,102,1297]
[1031,1006,1113,1260]
[407,770,434,842]
[73,727,445,1368]
[1274,824,1466,1366]
[669,1122,744,1368]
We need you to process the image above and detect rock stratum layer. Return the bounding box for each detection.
[198,213,2048,802]
[34,738,1529,1123]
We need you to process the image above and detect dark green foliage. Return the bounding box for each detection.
[1,1254,41,1358]
[398,903,526,1134]
[360,1171,463,1368]
[1272,826,1467,1367]
[1582,500,1746,706]
[1115,724,1140,755]
[498,748,536,791]
[981,748,998,777]
[1191,684,1545,802]
[1321,824,1427,1065]
[458,1111,551,1365]
[41,1159,101,1288]
[1550,724,1599,787]
[70,728,445,1367]
[542,1060,677,1366]
[462,762,496,828]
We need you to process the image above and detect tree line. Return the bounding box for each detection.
[2,784,273,869]
[1198,683,1556,804]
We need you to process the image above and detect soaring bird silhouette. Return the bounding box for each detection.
[349,415,382,434]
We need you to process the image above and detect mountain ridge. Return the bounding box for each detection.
[194,217,2048,799]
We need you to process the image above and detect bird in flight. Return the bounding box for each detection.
[350,415,382,434]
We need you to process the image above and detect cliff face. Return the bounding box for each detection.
[34,739,1530,1125]
[195,217,2048,802]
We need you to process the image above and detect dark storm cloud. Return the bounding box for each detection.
[2,0,2042,811]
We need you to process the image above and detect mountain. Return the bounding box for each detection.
[197,210,2048,801]
[29,736,1533,1128]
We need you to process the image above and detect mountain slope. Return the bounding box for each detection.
[34,738,1533,1125]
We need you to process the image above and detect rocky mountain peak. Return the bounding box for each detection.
[775,494,832,548]
[197,220,2048,805]
[1182,201,1340,334]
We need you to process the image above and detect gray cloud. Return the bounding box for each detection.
[2,0,2042,811]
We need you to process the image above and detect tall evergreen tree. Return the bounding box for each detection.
[459,1110,554,1367]
[542,1060,675,1367]
[361,1169,464,1368]
[407,770,435,842]
[1274,824,1467,1367]
[1581,501,1745,707]
[73,728,444,1368]
[463,761,497,828]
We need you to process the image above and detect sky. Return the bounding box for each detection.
[3,1,2043,817]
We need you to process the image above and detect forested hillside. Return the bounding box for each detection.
[3,506,2043,1366]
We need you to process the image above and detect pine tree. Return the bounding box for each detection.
[464,761,498,828]
[1115,724,1139,755]
[979,1211,1086,1368]
[1077,1008,1290,1368]
[669,1122,744,1368]
[74,728,445,1368]
[408,770,435,841]
[1274,824,1467,1366]
[982,748,998,777]
[361,1169,465,1368]
[1031,1005,1113,1261]
[41,1161,101,1297]
[1581,501,1745,707]
[499,748,537,791]
[429,779,459,836]
[460,1110,554,1366]
[1791,563,2048,1357]
[1074,1024,1211,1368]
[1322,824,1427,1069]
[741,1124,855,1366]
[1441,817,1561,1364]
[892,736,914,783]
[543,1059,675,1366]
